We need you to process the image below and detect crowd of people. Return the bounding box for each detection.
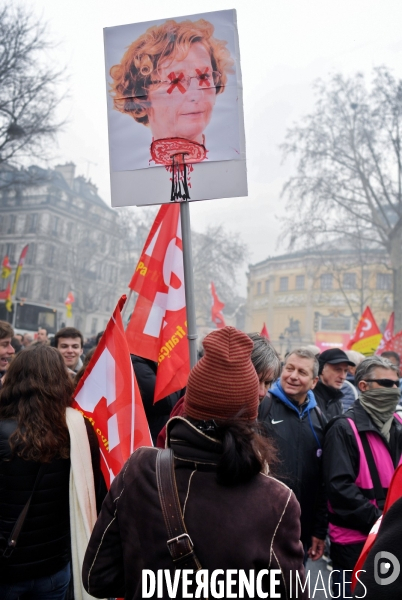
[0,319,401,599]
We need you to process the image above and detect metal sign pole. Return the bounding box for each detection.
[180,200,198,369]
[121,289,133,324]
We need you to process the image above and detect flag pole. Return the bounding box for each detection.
[121,289,133,324]
[180,201,198,369]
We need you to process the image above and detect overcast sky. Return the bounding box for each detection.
[19,0,402,292]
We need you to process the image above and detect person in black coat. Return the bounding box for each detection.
[353,494,402,599]
[0,345,105,600]
[131,355,185,444]
[314,348,355,420]
[84,327,307,600]
[324,356,402,599]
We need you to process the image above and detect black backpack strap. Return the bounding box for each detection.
[1,463,46,558]
[360,432,386,510]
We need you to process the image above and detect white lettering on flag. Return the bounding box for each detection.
[75,347,116,411]
[143,237,185,338]
[108,413,120,451]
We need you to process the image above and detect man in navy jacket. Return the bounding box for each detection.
[259,348,327,562]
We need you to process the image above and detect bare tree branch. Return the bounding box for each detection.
[0,3,66,167]
[116,210,248,327]
[281,67,402,328]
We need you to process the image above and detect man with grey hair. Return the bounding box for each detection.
[259,348,327,563]
[324,355,402,599]
[381,350,402,395]
[22,332,33,349]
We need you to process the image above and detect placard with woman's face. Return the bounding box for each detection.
[104,9,247,206]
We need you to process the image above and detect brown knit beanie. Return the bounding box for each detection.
[183,326,259,421]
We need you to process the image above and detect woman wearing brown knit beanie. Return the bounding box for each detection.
[83,326,307,600]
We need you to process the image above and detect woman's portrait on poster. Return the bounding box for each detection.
[105,13,242,172]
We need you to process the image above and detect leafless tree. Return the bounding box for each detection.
[192,225,248,326]
[117,210,248,327]
[65,222,122,323]
[314,227,391,318]
[116,206,158,288]
[282,67,402,329]
[0,3,65,181]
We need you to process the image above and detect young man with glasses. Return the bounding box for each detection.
[323,356,402,599]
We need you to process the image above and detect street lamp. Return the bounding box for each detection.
[279,333,285,356]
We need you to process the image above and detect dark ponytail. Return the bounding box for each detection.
[214,420,278,486]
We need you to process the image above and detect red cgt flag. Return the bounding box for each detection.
[64,291,75,318]
[211,282,226,329]
[1,256,12,279]
[381,330,402,356]
[64,291,75,305]
[376,312,395,355]
[8,244,29,305]
[125,204,189,402]
[260,323,270,339]
[73,295,152,487]
[0,282,11,300]
[347,306,382,356]
[352,463,402,591]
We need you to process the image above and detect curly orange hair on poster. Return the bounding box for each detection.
[109,19,234,126]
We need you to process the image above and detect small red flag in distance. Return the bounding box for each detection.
[260,323,270,339]
[375,312,395,355]
[347,306,382,356]
[211,282,226,329]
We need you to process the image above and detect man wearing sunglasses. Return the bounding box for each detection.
[323,356,402,599]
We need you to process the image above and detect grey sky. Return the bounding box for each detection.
[19,0,402,292]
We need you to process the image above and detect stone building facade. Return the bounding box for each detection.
[0,163,126,337]
[245,245,393,353]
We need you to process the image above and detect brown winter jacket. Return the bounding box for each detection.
[82,417,307,600]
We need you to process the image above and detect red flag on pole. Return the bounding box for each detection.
[347,306,382,356]
[211,282,225,329]
[6,245,29,311]
[73,295,152,488]
[11,245,29,295]
[352,463,402,591]
[125,204,189,402]
[0,282,11,300]
[64,291,75,318]
[375,312,395,355]
[1,256,12,279]
[381,330,402,356]
[260,323,270,339]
